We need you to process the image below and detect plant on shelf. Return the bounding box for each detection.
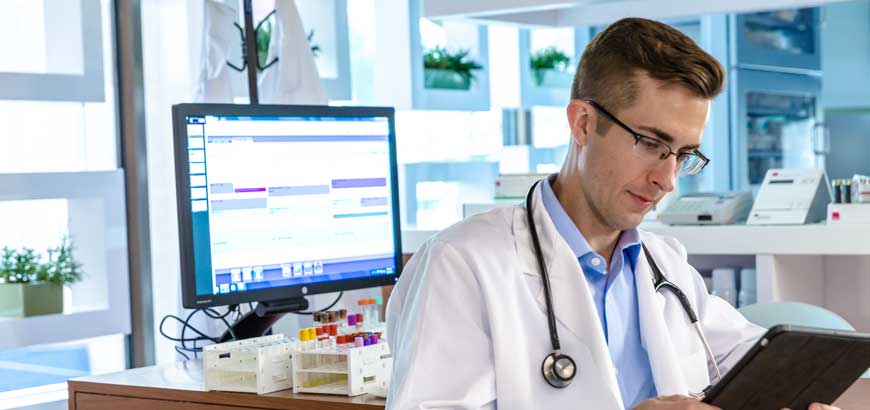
[0,236,84,317]
[422,46,483,90]
[529,46,573,88]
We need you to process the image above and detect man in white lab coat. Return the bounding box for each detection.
[386,18,841,410]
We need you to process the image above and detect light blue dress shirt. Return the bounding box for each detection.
[541,176,656,408]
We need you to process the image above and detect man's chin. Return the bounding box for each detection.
[610,213,646,231]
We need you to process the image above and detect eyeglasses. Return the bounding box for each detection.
[585,100,709,176]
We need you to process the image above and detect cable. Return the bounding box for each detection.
[159,304,241,359]
[290,291,344,315]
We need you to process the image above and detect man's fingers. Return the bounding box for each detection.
[808,403,840,410]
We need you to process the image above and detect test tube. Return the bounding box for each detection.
[374,296,383,324]
[355,313,364,331]
[347,313,357,333]
[354,335,365,348]
[842,179,852,204]
[369,299,377,325]
[328,324,338,348]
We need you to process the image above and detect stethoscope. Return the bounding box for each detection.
[525,180,722,390]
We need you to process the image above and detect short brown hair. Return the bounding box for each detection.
[571,18,724,113]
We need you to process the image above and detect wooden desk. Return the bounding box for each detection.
[68,360,870,409]
[68,360,386,410]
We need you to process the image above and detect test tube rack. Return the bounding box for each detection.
[203,334,295,395]
[292,342,391,396]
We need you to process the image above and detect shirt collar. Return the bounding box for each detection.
[540,174,641,272]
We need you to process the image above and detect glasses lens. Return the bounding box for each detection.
[634,137,669,160]
[679,155,704,175]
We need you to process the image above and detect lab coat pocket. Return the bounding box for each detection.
[679,349,711,396]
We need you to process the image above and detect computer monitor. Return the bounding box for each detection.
[172,104,402,309]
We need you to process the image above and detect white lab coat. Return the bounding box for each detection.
[386,183,765,409]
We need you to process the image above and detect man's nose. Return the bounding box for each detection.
[649,155,678,193]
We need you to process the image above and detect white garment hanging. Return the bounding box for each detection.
[194,0,238,103]
[258,0,327,104]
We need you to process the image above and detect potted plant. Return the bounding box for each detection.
[423,46,483,90]
[0,236,83,317]
[530,46,573,88]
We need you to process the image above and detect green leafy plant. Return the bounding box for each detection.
[0,236,83,285]
[256,19,273,70]
[423,46,483,83]
[530,46,571,72]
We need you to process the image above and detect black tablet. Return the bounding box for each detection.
[703,324,870,409]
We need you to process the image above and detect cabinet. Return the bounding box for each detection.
[732,7,821,71]
[729,69,823,190]
[821,0,870,110]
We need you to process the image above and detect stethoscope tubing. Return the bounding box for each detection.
[526,179,722,390]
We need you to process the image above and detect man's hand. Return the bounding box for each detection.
[782,404,841,410]
[633,395,721,410]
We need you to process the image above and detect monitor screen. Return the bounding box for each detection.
[172,104,402,308]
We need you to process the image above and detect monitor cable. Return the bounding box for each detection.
[159,304,241,360]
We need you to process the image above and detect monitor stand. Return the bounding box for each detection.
[219,297,309,342]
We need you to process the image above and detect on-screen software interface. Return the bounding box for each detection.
[184,114,397,297]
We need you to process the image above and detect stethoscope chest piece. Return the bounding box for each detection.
[542,352,577,388]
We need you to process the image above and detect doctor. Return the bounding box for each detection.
[386,18,840,410]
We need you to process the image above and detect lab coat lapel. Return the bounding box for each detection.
[514,183,623,407]
[634,242,690,396]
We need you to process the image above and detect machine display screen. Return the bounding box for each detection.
[181,112,398,299]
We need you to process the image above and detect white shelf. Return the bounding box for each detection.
[0,306,131,350]
[403,222,870,256]
[640,222,870,255]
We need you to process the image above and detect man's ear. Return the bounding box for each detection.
[566,100,593,147]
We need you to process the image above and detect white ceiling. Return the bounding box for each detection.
[423,0,850,27]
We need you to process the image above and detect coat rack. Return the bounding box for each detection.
[225,0,279,104]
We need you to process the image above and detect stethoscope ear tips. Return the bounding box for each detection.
[542,352,577,388]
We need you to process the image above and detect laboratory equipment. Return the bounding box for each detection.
[292,335,391,396]
[658,192,753,225]
[827,203,870,225]
[852,176,870,203]
[203,334,295,394]
[747,168,831,225]
[172,104,403,339]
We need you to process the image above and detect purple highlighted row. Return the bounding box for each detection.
[208,135,387,143]
[361,197,388,207]
[332,178,386,189]
[235,187,266,193]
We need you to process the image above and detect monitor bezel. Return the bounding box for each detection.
[172,103,403,309]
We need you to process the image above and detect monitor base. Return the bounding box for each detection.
[219,297,309,342]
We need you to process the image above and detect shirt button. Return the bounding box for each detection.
[591,258,601,267]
